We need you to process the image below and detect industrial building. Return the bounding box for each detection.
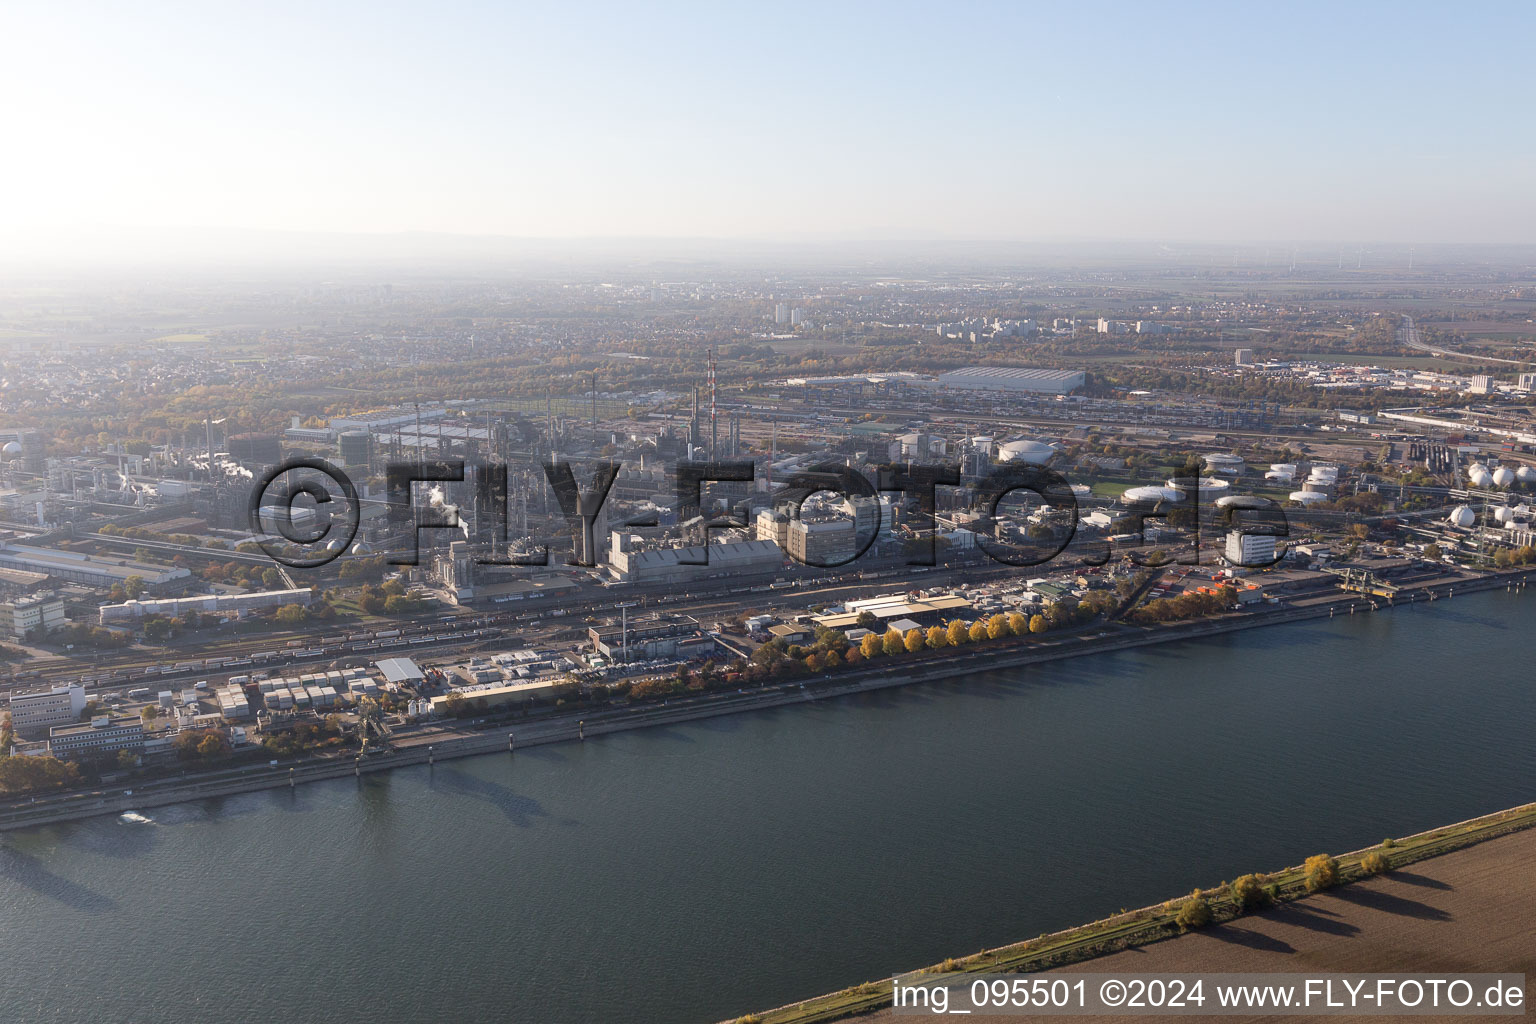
[931,367,1085,395]
[588,615,713,661]
[337,429,373,467]
[99,588,312,624]
[8,683,87,738]
[1224,530,1278,567]
[429,678,573,715]
[607,535,783,585]
[48,716,146,760]
[0,544,192,593]
[812,594,974,633]
[0,591,65,640]
[227,432,283,469]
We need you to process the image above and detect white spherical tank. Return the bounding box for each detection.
[1469,467,1494,488]
[1494,505,1515,524]
[0,441,20,456]
[1449,505,1476,528]
[1493,466,1516,488]
[1289,490,1329,505]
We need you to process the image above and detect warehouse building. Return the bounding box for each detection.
[930,366,1085,395]
[99,587,312,624]
[0,544,192,593]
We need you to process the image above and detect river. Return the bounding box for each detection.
[2,590,1533,1023]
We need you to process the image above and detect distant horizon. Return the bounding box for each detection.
[8,223,1536,276]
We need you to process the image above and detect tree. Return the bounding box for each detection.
[1029,614,1048,634]
[384,594,420,615]
[804,653,823,672]
[855,611,880,632]
[926,625,948,649]
[946,619,969,646]
[274,604,307,626]
[261,568,285,589]
[986,614,1008,640]
[123,575,147,599]
[1175,890,1211,930]
[1230,874,1266,911]
[0,754,81,795]
[116,749,139,770]
[1006,612,1028,636]
[1360,851,1390,876]
[860,633,882,659]
[1304,854,1340,892]
[358,585,387,615]
[968,621,987,643]
[140,706,157,723]
[904,628,925,654]
[1423,543,1443,561]
[882,629,905,657]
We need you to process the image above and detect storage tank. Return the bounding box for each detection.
[1448,505,1476,528]
[1289,490,1329,505]
[997,439,1057,465]
[1123,485,1184,504]
[1493,466,1516,488]
[1214,493,1271,510]
[1469,466,1494,488]
[1494,505,1516,524]
[1203,453,1245,475]
[1169,476,1230,495]
[1517,466,1536,485]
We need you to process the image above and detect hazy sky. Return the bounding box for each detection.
[3,1,1534,248]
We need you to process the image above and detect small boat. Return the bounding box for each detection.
[118,811,153,825]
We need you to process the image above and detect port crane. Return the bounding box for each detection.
[1322,567,1400,599]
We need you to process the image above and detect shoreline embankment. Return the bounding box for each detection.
[2,567,1528,834]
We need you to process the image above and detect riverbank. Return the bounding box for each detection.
[728,801,1536,1024]
[4,565,1529,834]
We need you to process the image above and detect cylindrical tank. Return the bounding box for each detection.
[1289,490,1329,505]
[1203,453,1244,475]
[997,439,1056,465]
[1124,485,1184,504]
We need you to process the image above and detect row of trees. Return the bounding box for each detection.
[1130,583,1240,624]
[1171,850,1383,935]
